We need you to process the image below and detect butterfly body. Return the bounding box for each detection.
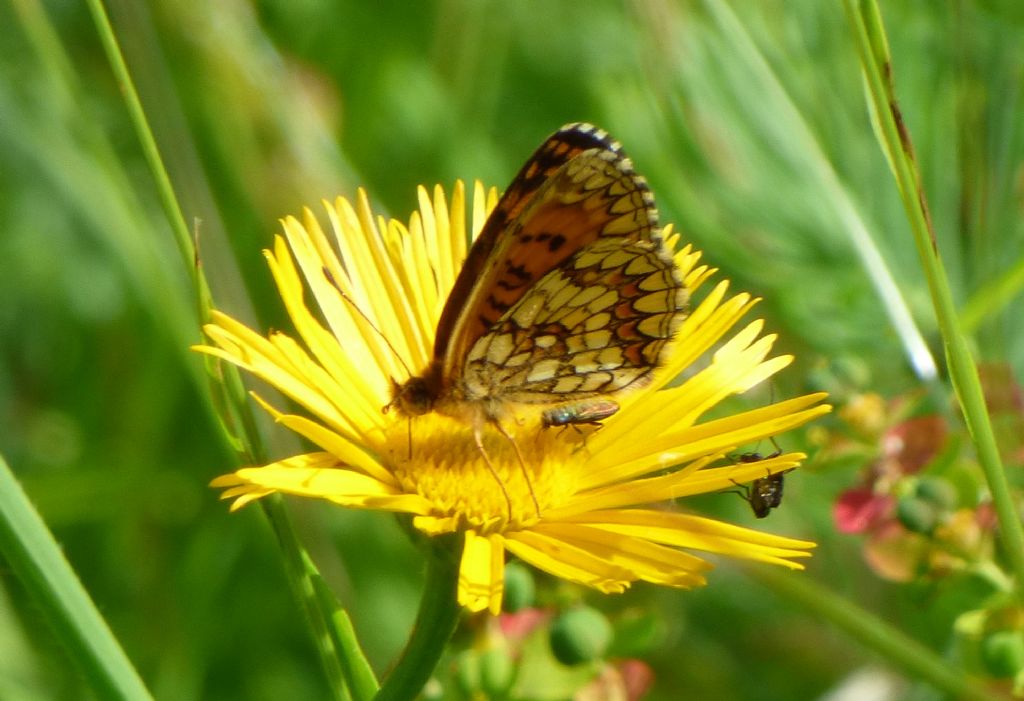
[390,123,686,441]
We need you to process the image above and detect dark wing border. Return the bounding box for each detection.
[431,123,647,365]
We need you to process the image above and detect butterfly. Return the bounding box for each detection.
[388,123,687,505]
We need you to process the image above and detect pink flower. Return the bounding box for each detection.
[834,488,894,534]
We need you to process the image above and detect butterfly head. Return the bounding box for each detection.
[386,363,444,417]
[387,377,432,416]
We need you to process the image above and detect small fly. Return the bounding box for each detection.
[541,399,620,431]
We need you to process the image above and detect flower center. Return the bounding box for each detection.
[384,413,584,531]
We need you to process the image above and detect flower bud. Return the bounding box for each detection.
[549,606,612,665]
[896,495,938,534]
[503,562,535,613]
[915,477,958,512]
[453,649,480,696]
[479,646,515,697]
[980,630,1024,679]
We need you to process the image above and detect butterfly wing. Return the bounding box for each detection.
[461,208,686,404]
[438,125,679,390]
[441,124,687,406]
[434,123,640,377]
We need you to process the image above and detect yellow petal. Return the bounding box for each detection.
[212,452,432,515]
[561,509,815,569]
[458,531,505,615]
[504,529,635,594]
[531,522,710,588]
[248,394,395,486]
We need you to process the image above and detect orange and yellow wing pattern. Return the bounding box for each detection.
[440,123,687,408]
[433,123,622,368]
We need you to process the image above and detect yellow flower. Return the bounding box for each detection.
[196,181,830,614]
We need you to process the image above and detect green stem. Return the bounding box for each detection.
[83,0,211,323]
[842,0,1024,598]
[263,497,353,701]
[83,2,364,697]
[749,567,1000,701]
[374,534,463,701]
[310,573,381,701]
[0,455,153,700]
[703,0,939,383]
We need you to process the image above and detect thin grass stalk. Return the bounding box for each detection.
[750,566,1001,701]
[842,0,1024,596]
[960,250,1024,335]
[702,0,939,383]
[83,0,371,696]
[310,566,381,701]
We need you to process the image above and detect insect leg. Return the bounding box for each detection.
[494,421,541,518]
[472,426,514,521]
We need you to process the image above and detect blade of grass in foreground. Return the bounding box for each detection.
[81,0,376,697]
[843,0,1024,598]
[698,0,939,383]
[0,454,153,701]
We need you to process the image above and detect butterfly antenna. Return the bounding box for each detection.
[322,266,414,379]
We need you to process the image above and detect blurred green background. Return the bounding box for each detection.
[2,1,1023,699]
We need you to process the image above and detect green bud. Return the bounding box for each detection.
[479,646,515,697]
[549,606,612,666]
[453,649,480,696]
[503,561,535,613]
[896,495,938,534]
[915,476,958,511]
[980,630,1024,679]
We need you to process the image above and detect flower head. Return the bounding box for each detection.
[197,181,830,614]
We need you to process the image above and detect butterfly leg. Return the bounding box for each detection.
[493,421,542,518]
[471,426,515,521]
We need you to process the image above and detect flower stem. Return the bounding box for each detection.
[749,566,1001,701]
[375,533,463,701]
[0,455,153,700]
[842,0,1024,601]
